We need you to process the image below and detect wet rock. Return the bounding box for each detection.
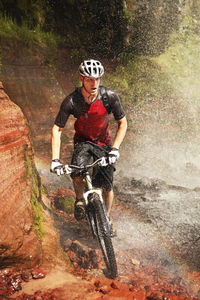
[98,287,110,295]
[66,240,100,270]
[31,269,46,279]
[131,177,165,191]
[63,238,72,250]
[10,275,22,291]
[6,285,16,296]
[69,240,86,256]
[57,188,76,198]
[94,280,102,288]
[15,290,56,299]
[146,292,163,300]
[0,275,7,287]
[132,289,146,300]
[21,271,30,282]
[110,281,119,289]
[67,250,77,262]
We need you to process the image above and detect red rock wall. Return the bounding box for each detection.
[2,63,75,163]
[0,82,42,269]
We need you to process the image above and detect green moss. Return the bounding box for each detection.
[31,193,45,240]
[24,146,44,239]
[0,13,61,50]
[103,55,175,106]
[0,13,63,70]
[54,195,75,214]
[103,4,200,111]
[152,1,200,135]
[0,49,2,72]
[63,251,74,269]
[158,23,200,104]
[41,184,49,197]
[101,2,200,111]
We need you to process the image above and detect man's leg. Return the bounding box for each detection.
[73,175,85,199]
[102,189,114,217]
[72,175,86,220]
[71,142,91,220]
[103,188,117,237]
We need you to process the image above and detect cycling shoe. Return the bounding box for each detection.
[108,218,117,238]
[74,198,86,221]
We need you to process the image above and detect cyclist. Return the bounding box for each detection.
[51,59,127,234]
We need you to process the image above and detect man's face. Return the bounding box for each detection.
[81,76,100,95]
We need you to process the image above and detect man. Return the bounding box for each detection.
[51,59,127,233]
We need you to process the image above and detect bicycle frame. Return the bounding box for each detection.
[67,157,106,207]
[65,157,118,278]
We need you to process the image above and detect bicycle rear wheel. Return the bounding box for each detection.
[92,194,118,279]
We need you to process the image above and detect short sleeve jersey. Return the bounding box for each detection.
[54,86,125,146]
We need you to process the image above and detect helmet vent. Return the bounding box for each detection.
[79,59,104,78]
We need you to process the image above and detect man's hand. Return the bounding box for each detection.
[108,148,120,165]
[98,157,108,167]
[63,164,72,174]
[51,159,64,176]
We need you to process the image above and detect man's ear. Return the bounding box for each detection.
[80,75,84,83]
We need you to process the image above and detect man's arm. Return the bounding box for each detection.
[52,124,63,160]
[112,116,127,149]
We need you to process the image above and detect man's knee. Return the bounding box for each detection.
[73,175,85,185]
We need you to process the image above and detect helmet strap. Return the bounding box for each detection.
[81,77,97,102]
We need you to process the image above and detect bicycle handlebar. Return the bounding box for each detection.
[64,157,107,174]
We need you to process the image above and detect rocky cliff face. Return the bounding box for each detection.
[0,82,42,269]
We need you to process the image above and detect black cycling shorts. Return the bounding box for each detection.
[70,141,115,191]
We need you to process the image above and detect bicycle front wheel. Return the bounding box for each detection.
[92,194,118,279]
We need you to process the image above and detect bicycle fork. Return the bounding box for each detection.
[83,172,110,238]
[83,172,104,207]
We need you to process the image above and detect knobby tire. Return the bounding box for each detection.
[86,203,97,239]
[92,194,118,279]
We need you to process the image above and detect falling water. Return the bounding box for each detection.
[111,2,200,296]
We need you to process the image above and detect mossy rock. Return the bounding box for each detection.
[54,195,75,214]
[24,145,44,239]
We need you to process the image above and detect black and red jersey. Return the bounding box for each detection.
[54,86,125,146]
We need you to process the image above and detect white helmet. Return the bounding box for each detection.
[79,59,104,78]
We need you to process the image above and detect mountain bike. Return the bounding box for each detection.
[64,157,118,279]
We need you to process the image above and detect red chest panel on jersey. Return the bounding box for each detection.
[74,99,111,145]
